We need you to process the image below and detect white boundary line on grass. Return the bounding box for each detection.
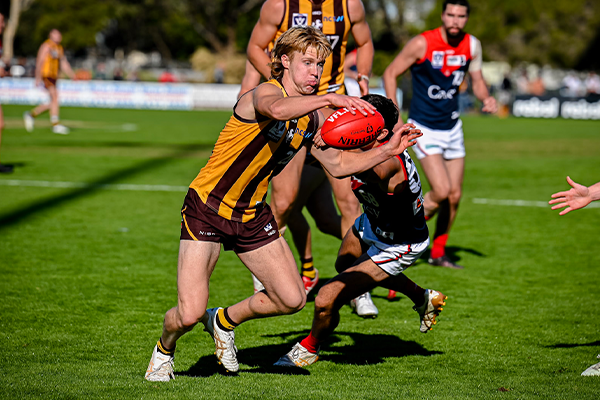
[472,197,600,209]
[0,179,188,192]
[1,180,599,209]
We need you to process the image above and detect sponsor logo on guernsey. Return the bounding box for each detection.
[264,223,277,236]
[267,120,287,141]
[292,13,308,27]
[427,85,457,100]
[412,193,424,215]
[312,11,322,15]
[431,51,445,69]
[323,15,344,22]
[446,55,466,67]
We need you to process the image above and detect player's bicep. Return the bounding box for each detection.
[253,84,284,118]
[36,45,48,64]
[468,36,482,73]
[387,36,426,75]
[249,0,284,49]
[348,0,372,47]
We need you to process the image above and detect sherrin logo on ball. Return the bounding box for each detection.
[320,108,385,149]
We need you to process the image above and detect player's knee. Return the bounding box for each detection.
[177,309,203,330]
[271,195,296,220]
[430,184,451,201]
[314,285,337,314]
[448,188,462,205]
[274,291,306,314]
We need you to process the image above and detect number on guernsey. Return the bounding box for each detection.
[326,35,339,49]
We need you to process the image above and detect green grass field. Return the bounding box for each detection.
[1,105,599,399]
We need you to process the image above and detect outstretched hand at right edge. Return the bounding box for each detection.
[549,176,598,215]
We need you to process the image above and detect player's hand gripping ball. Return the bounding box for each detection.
[320,108,385,149]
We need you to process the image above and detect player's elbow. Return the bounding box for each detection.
[328,169,349,179]
[382,67,396,86]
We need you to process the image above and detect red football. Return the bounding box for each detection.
[320,108,385,149]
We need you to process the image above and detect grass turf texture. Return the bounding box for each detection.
[1,105,599,399]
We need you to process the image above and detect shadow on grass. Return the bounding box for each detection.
[410,245,486,268]
[179,329,442,377]
[546,340,600,349]
[0,143,212,231]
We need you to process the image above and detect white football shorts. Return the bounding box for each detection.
[354,214,429,276]
[409,118,466,160]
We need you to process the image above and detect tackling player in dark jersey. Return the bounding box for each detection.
[275,94,447,367]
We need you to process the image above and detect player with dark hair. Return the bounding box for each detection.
[23,29,75,135]
[0,11,12,173]
[275,94,447,367]
[144,26,422,381]
[243,0,380,317]
[383,0,497,269]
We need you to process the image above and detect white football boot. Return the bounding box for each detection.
[203,307,239,372]
[23,112,34,132]
[581,355,600,376]
[413,289,447,333]
[52,124,70,135]
[274,342,319,368]
[350,292,379,318]
[252,273,265,294]
[145,344,175,382]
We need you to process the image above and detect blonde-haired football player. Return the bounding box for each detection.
[145,25,422,380]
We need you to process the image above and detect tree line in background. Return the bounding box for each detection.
[3,0,600,72]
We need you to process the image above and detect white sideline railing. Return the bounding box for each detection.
[0,78,240,111]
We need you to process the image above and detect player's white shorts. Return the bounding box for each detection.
[354,214,429,276]
[409,118,465,161]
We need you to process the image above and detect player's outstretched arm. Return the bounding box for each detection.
[311,124,422,178]
[254,84,376,122]
[549,176,600,215]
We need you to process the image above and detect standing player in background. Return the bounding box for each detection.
[244,0,380,317]
[383,0,497,269]
[550,176,600,376]
[0,11,12,173]
[23,29,75,135]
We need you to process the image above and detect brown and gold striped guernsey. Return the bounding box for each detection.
[190,79,319,222]
[271,0,351,95]
[41,39,64,79]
